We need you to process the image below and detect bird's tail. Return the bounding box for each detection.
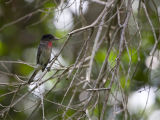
[28,65,41,84]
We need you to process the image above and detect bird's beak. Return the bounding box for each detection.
[54,37,59,40]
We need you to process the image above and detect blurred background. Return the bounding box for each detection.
[0,0,160,120]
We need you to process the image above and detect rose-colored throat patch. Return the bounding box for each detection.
[48,41,52,47]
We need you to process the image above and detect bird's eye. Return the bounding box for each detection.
[49,36,53,39]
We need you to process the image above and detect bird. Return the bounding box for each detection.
[28,34,59,84]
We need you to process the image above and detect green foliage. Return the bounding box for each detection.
[93,104,101,118]
[120,75,130,89]
[108,50,117,67]
[122,48,138,64]
[0,40,7,56]
[142,31,155,49]
[44,2,56,8]
[17,64,34,76]
[95,49,106,64]
[95,49,117,67]
[0,88,6,102]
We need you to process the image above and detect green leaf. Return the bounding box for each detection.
[17,64,34,76]
[95,49,106,63]
[120,76,130,89]
[122,48,138,64]
[44,2,56,8]
[108,50,117,67]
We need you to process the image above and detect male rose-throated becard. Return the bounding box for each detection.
[28,34,59,84]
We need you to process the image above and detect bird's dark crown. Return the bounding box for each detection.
[41,34,57,41]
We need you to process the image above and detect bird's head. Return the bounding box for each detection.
[41,34,59,41]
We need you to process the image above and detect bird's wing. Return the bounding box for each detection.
[37,44,43,64]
